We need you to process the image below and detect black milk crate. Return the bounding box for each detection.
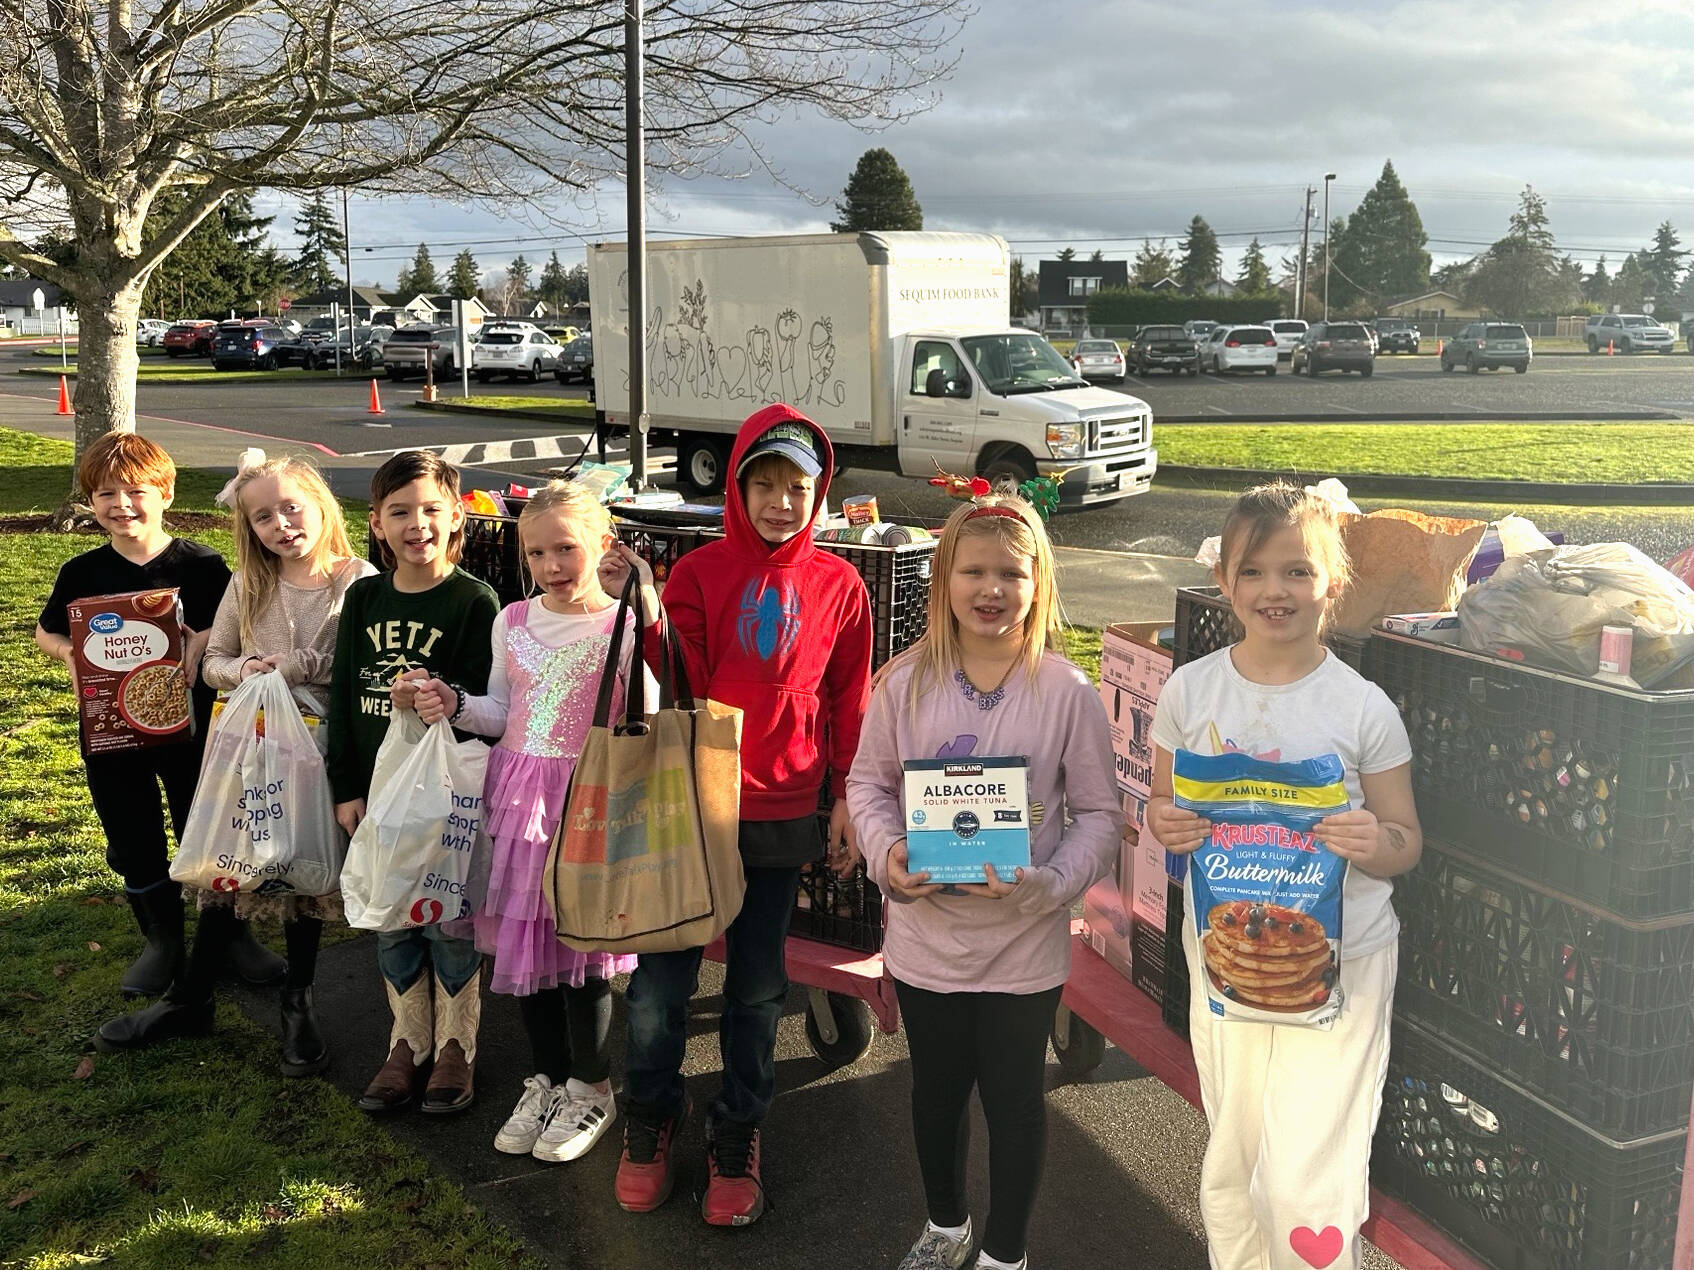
[1396,839,1694,1138]
[1373,1019,1686,1270]
[1173,586,1370,674]
[613,520,714,587]
[1370,631,1694,919]
[789,857,883,953]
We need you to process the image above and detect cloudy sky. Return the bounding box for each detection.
[263,0,1694,292]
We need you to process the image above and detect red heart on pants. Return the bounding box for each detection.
[1289,1225,1343,1268]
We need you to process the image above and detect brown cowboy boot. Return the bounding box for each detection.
[357,976,432,1115]
[421,966,481,1115]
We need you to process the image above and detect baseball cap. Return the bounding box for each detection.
[736,421,823,479]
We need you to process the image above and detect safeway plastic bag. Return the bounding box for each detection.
[170,669,344,896]
[340,710,490,931]
[1458,543,1694,688]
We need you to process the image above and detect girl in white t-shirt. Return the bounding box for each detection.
[1147,481,1421,1270]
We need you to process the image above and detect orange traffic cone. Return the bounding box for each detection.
[1608,339,1615,356]
[1435,338,1443,357]
[55,375,72,415]
[367,378,385,415]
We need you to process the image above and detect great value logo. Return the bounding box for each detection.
[90,612,124,634]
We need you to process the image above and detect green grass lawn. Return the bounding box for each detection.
[1156,421,1694,484]
[30,347,172,359]
[17,364,314,385]
[0,428,534,1269]
[415,395,594,419]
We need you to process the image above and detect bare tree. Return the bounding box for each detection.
[0,0,969,503]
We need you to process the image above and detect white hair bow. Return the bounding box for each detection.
[215,448,267,507]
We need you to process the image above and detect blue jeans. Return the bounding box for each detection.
[376,927,480,996]
[622,865,800,1127]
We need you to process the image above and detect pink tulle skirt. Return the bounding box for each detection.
[474,745,637,995]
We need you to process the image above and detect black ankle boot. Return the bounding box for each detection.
[225,920,288,987]
[279,986,329,1077]
[94,989,214,1052]
[121,885,185,999]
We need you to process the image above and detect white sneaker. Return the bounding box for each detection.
[493,1074,556,1154]
[898,1219,973,1269]
[532,1078,617,1163]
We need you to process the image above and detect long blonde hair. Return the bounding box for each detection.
[228,457,354,649]
[1215,481,1352,632]
[897,494,1064,705]
[517,480,614,596]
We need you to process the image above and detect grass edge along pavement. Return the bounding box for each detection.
[17,363,318,386]
[412,395,597,425]
[0,425,1104,1268]
[0,427,538,1269]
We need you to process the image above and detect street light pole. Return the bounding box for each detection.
[625,0,649,491]
[1323,172,1337,321]
[342,188,356,376]
[1296,186,1314,321]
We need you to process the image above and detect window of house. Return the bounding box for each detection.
[1067,276,1102,297]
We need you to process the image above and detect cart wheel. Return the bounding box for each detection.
[1050,1003,1105,1077]
[804,988,874,1069]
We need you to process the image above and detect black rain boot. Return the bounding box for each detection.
[279,986,329,1078]
[120,884,185,999]
[225,919,288,987]
[94,986,214,1052]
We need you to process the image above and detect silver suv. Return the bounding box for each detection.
[1587,312,1674,354]
[1442,322,1532,374]
[384,325,461,380]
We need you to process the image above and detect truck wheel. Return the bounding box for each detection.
[1050,1003,1106,1077]
[980,448,1036,488]
[1588,336,1600,353]
[804,990,874,1070]
[679,434,730,495]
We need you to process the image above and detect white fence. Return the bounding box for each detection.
[1,314,80,337]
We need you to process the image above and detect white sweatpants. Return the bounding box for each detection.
[1185,931,1397,1270]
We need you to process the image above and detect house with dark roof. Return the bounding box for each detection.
[287,285,399,323]
[1037,259,1128,336]
[0,278,71,331]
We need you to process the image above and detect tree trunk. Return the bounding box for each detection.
[53,280,145,527]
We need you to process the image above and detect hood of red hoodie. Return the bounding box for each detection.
[722,403,835,565]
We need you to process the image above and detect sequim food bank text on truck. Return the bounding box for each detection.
[588,231,1157,508]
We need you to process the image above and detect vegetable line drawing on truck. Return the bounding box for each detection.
[591,231,1157,506]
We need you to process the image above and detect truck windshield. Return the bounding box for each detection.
[960,334,1084,394]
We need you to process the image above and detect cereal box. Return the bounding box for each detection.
[1173,749,1349,1028]
[66,589,192,757]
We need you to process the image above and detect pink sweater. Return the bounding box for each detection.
[847,651,1122,995]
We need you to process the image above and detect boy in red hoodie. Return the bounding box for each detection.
[615,404,872,1227]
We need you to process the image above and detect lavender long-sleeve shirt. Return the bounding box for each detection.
[847,652,1123,995]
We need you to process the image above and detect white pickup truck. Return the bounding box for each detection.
[588,231,1157,508]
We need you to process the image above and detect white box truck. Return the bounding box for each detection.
[587,231,1157,508]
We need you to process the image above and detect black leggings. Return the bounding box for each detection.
[516,978,613,1086]
[894,979,1063,1265]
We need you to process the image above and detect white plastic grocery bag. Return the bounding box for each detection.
[340,710,490,931]
[170,670,344,896]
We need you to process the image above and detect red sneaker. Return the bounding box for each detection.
[615,1102,687,1213]
[700,1119,766,1227]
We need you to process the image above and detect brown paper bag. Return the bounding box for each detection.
[1329,509,1486,636]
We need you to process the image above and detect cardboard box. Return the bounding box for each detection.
[1082,877,1133,982]
[1099,622,1172,826]
[66,589,192,757]
[1381,611,1458,637]
[1127,822,1174,1001]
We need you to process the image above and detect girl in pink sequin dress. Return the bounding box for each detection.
[415,480,658,1164]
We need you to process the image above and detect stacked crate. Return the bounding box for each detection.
[1366,631,1692,1269]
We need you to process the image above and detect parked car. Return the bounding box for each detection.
[1289,322,1375,377]
[384,324,461,380]
[1182,319,1219,346]
[1129,324,1199,376]
[211,322,292,370]
[1441,322,1532,374]
[1587,312,1674,353]
[294,324,391,370]
[554,332,594,385]
[1202,324,1278,375]
[162,320,217,357]
[135,319,172,347]
[543,325,581,345]
[1264,318,1307,360]
[1069,338,1126,384]
[1372,317,1421,354]
[472,323,562,382]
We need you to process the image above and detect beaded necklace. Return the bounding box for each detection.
[954,661,1017,712]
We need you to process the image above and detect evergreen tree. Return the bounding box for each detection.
[1583,255,1611,307]
[1008,256,1036,315]
[446,249,481,299]
[830,147,923,232]
[1464,186,1575,319]
[507,254,534,308]
[1235,238,1272,295]
[394,243,439,296]
[142,191,284,317]
[563,263,590,305]
[1176,215,1221,292]
[1057,247,1076,262]
[537,250,568,313]
[1641,222,1686,303]
[1131,238,1175,288]
[1610,253,1648,312]
[1326,160,1430,310]
[290,191,346,295]
[1088,248,1105,262]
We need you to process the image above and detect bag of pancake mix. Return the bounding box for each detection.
[1173,749,1349,1027]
